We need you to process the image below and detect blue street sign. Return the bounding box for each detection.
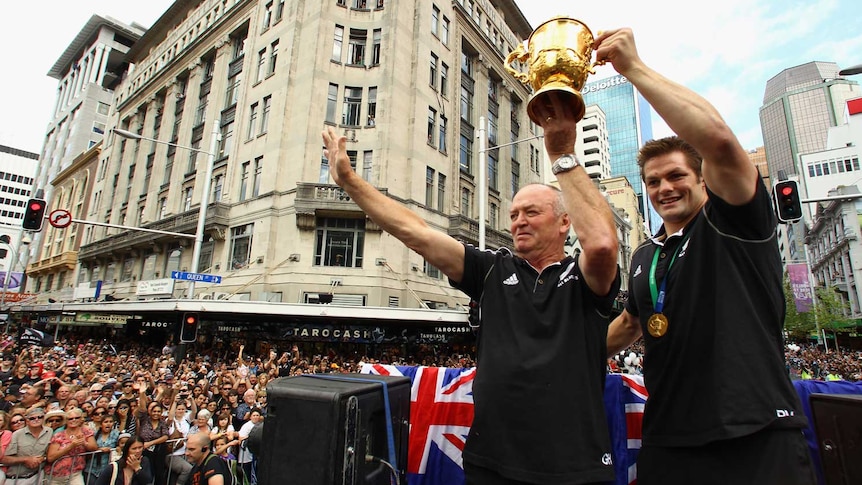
[170,271,222,284]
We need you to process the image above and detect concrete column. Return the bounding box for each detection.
[96,45,111,86]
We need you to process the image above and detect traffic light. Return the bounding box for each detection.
[468,299,480,328]
[22,198,47,231]
[773,180,803,223]
[180,312,200,342]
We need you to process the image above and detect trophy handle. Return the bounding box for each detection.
[504,44,530,84]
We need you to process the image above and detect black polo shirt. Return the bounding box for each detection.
[626,180,807,447]
[453,245,620,484]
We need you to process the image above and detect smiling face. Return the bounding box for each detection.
[643,151,707,234]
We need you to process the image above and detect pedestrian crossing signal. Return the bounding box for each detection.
[180,313,199,342]
[23,199,47,231]
[773,180,802,223]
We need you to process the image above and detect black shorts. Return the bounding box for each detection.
[637,428,816,485]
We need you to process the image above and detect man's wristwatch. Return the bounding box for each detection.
[551,154,581,175]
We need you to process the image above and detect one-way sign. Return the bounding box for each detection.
[170,271,222,284]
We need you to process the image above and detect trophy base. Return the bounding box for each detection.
[527,83,586,125]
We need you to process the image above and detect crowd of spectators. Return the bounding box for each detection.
[0,329,858,484]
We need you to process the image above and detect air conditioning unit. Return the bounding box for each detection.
[201,293,214,300]
[215,292,230,300]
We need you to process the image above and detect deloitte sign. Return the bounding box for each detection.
[582,75,629,94]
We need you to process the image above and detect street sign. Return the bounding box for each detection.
[48,209,72,228]
[170,271,222,284]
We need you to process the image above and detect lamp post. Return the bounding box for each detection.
[113,119,221,299]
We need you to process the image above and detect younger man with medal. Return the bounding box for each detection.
[603,28,815,484]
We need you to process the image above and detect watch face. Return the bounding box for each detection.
[553,155,578,174]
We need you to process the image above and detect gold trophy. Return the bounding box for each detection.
[504,16,600,124]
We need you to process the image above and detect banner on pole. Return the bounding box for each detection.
[788,263,813,312]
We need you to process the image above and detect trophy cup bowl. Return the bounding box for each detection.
[505,17,597,124]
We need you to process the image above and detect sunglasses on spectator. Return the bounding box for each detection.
[67,416,83,421]
[93,412,105,416]
[11,419,24,425]
[27,415,44,421]
[118,406,129,410]
[47,418,63,424]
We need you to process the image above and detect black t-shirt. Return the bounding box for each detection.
[190,453,233,485]
[625,180,808,447]
[453,246,620,484]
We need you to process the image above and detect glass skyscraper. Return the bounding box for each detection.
[582,74,657,230]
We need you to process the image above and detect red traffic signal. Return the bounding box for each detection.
[773,180,802,223]
[23,198,47,231]
[180,312,200,342]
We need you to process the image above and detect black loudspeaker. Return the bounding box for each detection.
[810,393,862,485]
[257,374,410,485]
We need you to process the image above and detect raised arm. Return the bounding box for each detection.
[534,96,619,295]
[594,28,757,205]
[322,127,466,283]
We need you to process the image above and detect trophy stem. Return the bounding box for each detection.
[527,85,586,125]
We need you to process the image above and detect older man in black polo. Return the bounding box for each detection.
[1,407,51,485]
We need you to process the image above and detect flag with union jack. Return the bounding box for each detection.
[361,364,648,485]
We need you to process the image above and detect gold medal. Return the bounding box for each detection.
[648,313,669,337]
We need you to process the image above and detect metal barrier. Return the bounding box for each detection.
[42,449,106,485]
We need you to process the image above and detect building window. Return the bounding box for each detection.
[319,149,330,184]
[326,83,338,123]
[159,197,167,219]
[367,87,377,126]
[460,85,473,123]
[225,73,242,108]
[489,202,498,230]
[198,240,214,273]
[511,161,520,199]
[362,150,373,181]
[260,95,271,134]
[348,29,367,65]
[342,86,362,126]
[256,49,266,82]
[440,62,449,97]
[218,120,234,159]
[213,174,224,201]
[93,122,106,134]
[184,187,193,211]
[437,173,445,212]
[461,187,471,217]
[230,223,254,269]
[120,258,134,282]
[424,259,441,279]
[275,0,285,22]
[165,249,181,275]
[461,51,473,78]
[488,152,498,191]
[425,167,435,207]
[247,102,259,139]
[268,40,279,75]
[431,5,440,36]
[142,253,157,281]
[460,133,473,174]
[438,115,447,153]
[427,108,436,146]
[262,1,273,30]
[253,156,263,197]
[430,53,438,89]
[314,217,365,267]
[371,29,382,65]
[441,16,450,45]
[332,25,344,62]
[240,162,250,201]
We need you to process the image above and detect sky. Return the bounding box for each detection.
[2,0,861,155]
